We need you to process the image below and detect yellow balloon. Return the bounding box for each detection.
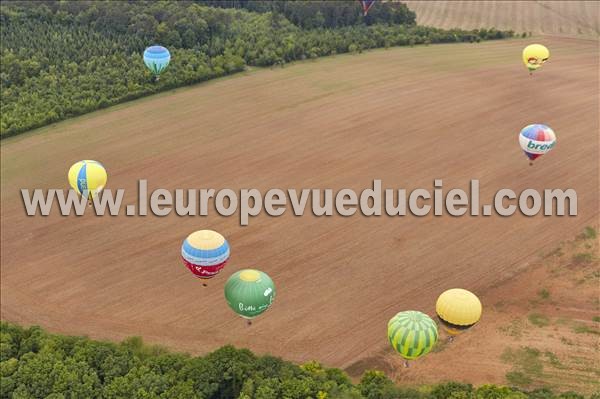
[436,288,482,336]
[522,44,549,73]
[68,160,107,199]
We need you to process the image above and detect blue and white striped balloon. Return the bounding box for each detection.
[143,46,170,76]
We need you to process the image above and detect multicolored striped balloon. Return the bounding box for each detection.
[67,160,107,200]
[519,124,556,162]
[143,45,170,77]
[436,288,482,336]
[224,269,275,320]
[387,311,438,360]
[181,230,230,279]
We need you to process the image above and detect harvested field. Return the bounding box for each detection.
[405,1,600,38]
[1,36,599,390]
[357,228,600,392]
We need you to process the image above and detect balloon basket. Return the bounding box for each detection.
[246,320,252,326]
[202,282,207,287]
[448,336,455,343]
[529,161,534,166]
[404,361,410,368]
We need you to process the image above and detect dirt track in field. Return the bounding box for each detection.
[405,1,600,38]
[1,37,599,389]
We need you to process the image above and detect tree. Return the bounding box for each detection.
[357,370,395,399]
[431,383,474,399]
[475,385,528,399]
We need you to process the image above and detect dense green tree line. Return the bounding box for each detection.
[197,1,417,28]
[0,322,595,399]
[0,1,513,138]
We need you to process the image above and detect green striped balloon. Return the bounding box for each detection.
[387,311,438,360]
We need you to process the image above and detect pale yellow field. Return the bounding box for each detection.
[405,1,600,38]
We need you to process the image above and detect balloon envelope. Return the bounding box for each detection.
[359,0,376,16]
[387,311,438,360]
[143,45,170,76]
[224,269,276,319]
[519,124,556,161]
[181,230,230,279]
[436,288,482,336]
[67,160,107,199]
[522,44,549,72]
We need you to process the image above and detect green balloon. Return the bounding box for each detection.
[224,269,276,319]
[388,311,438,360]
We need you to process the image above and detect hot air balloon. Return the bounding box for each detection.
[224,269,275,325]
[436,289,482,341]
[181,230,230,285]
[143,45,170,81]
[68,160,107,204]
[519,124,556,165]
[359,0,376,16]
[387,311,438,367]
[522,44,549,74]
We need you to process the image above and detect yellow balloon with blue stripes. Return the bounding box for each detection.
[67,160,107,199]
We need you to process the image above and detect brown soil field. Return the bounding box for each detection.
[405,1,600,38]
[1,37,599,391]
[350,230,600,393]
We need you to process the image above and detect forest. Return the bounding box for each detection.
[0,1,514,138]
[1,322,595,399]
[197,1,417,28]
